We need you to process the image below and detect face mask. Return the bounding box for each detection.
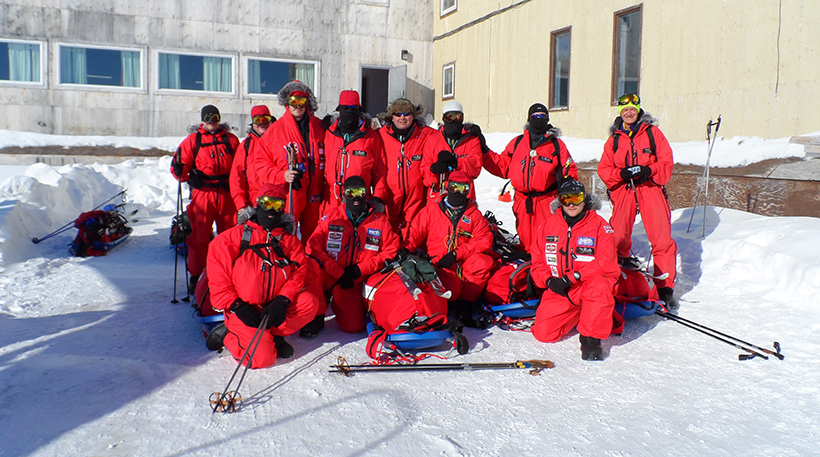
[345,196,367,217]
[443,120,463,139]
[528,117,549,135]
[338,108,360,133]
[447,191,468,208]
[256,206,284,231]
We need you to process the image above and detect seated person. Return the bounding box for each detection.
[529,179,621,361]
[206,183,321,368]
[306,176,400,333]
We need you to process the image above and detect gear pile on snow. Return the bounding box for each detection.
[68,207,133,257]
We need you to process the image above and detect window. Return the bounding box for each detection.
[247,57,316,96]
[59,45,141,88]
[441,0,457,16]
[612,6,642,102]
[442,63,454,99]
[550,27,571,110]
[0,39,43,84]
[158,52,232,92]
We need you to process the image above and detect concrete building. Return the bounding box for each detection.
[0,0,434,137]
[432,0,820,142]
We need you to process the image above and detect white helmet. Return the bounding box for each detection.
[442,100,464,115]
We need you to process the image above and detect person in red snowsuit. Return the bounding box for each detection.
[378,98,439,240]
[230,105,275,224]
[322,90,388,212]
[529,179,621,361]
[171,105,240,292]
[306,176,400,333]
[252,81,325,242]
[207,183,321,368]
[423,100,486,203]
[483,103,578,250]
[405,170,495,327]
[597,94,678,308]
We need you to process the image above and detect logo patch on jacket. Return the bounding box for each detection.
[604,225,614,234]
[367,228,381,237]
[576,246,594,256]
[411,154,423,161]
[352,150,367,157]
[545,236,559,243]
[461,215,471,224]
[546,254,558,266]
[537,156,553,163]
[364,236,381,251]
[577,236,595,247]
[545,243,557,253]
[328,231,343,240]
[327,241,342,253]
[329,225,345,232]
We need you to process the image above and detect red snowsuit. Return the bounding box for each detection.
[597,114,677,289]
[306,203,400,333]
[422,125,483,202]
[483,128,578,250]
[322,119,388,212]
[229,130,265,212]
[252,110,326,241]
[405,197,495,302]
[379,120,439,240]
[207,220,321,368]
[171,125,240,276]
[529,201,621,342]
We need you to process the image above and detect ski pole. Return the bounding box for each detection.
[171,179,183,304]
[210,315,269,413]
[330,356,554,375]
[655,310,769,361]
[700,115,721,237]
[659,311,782,360]
[31,190,127,244]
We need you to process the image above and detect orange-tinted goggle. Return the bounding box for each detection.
[288,95,308,108]
[257,195,286,211]
[559,192,585,206]
[617,93,641,106]
[443,112,463,123]
[202,113,221,123]
[252,114,272,125]
[343,187,367,199]
[448,182,471,194]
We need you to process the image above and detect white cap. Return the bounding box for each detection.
[442,100,464,114]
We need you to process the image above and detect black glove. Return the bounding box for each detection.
[337,265,362,290]
[431,150,458,174]
[231,299,262,328]
[322,114,333,130]
[437,251,457,269]
[290,168,304,191]
[470,124,489,154]
[262,295,291,328]
[620,165,651,182]
[430,160,449,174]
[172,161,184,178]
[546,276,572,296]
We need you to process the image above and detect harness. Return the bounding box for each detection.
[609,124,666,198]
[188,131,235,190]
[512,134,563,214]
[238,224,300,270]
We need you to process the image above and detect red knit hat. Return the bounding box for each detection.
[256,183,288,201]
[447,170,472,185]
[337,90,360,107]
[250,105,270,117]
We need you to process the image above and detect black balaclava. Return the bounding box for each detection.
[338,107,361,133]
[446,186,469,208]
[527,103,550,136]
[343,176,369,218]
[256,205,285,231]
[443,118,464,139]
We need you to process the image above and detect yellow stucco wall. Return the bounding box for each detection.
[433,0,820,142]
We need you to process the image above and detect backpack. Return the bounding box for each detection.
[170,211,192,247]
[69,209,132,257]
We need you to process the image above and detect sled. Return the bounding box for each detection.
[366,321,453,351]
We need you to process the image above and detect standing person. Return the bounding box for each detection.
[323,90,388,212]
[378,98,438,240]
[529,179,621,361]
[230,105,276,224]
[483,103,578,250]
[252,81,325,241]
[171,105,240,293]
[423,100,486,202]
[597,94,678,308]
[306,176,400,333]
[206,183,321,368]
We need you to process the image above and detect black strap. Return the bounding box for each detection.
[238,225,300,269]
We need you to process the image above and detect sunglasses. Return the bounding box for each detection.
[559,192,585,206]
[617,93,641,106]
[443,112,464,123]
[257,195,287,212]
[202,113,220,123]
[252,115,272,125]
[530,113,547,119]
[343,187,368,199]
[339,105,360,110]
[448,182,471,194]
[288,95,308,108]
[392,112,412,118]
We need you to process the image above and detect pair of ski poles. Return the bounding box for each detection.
[687,115,722,236]
[171,153,190,304]
[210,315,269,413]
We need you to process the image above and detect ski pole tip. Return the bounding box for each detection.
[31,237,40,244]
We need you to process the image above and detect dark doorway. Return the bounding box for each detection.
[361,67,389,118]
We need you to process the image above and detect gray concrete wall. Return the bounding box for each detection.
[0,0,433,137]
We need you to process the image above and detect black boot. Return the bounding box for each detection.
[274,335,294,359]
[579,335,604,361]
[205,323,227,351]
[658,287,678,310]
[188,275,199,296]
[299,314,326,339]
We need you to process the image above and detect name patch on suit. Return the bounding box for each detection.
[352,150,367,157]
[364,236,381,251]
[411,154,423,161]
[537,156,553,163]
[329,225,345,232]
[576,246,594,256]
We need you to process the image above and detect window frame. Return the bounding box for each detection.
[442,62,455,100]
[441,0,457,17]
[56,42,144,91]
[0,38,46,86]
[155,49,236,95]
[549,26,572,111]
[244,55,321,99]
[611,4,643,104]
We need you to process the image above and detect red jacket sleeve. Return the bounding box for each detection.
[597,135,622,190]
[206,227,244,311]
[230,138,252,209]
[276,233,309,302]
[358,218,401,276]
[482,136,515,179]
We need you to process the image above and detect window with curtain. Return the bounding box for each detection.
[442,63,454,99]
[550,27,571,110]
[159,52,232,92]
[441,0,457,16]
[612,6,642,102]
[0,40,42,83]
[59,45,141,88]
[247,58,316,95]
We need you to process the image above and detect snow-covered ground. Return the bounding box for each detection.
[0,131,817,456]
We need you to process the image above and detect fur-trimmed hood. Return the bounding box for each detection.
[277,80,319,112]
[608,110,659,136]
[523,123,563,138]
[187,123,232,135]
[549,192,604,215]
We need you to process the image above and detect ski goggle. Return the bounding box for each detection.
[559,192,585,206]
[257,195,287,212]
[443,112,463,123]
[392,112,412,118]
[617,93,641,106]
[530,113,547,119]
[288,95,308,108]
[252,114,272,125]
[339,105,360,110]
[343,187,368,199]
[448,182,471,194]
[202,113,220,123]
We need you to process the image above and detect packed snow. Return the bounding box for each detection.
[0,131,817,456]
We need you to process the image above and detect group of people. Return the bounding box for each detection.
[171,80,678,365]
